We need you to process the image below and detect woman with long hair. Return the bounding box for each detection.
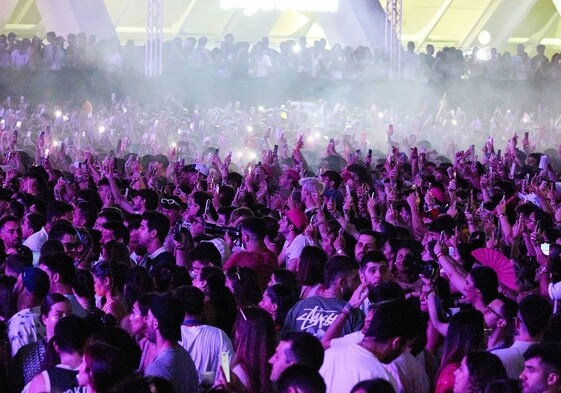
[91,261,128,324]
[435,309,486,393]
[196,266,237,336]
[78,326,138,393]
[225,267,262,308]
[216,307,276,393]
[453,351,508,393]
[297,246,327,299]
[259,284,298,331]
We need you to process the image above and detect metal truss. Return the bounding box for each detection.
[385,0,402,77]
[145,0,163,77]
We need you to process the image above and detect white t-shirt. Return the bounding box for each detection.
[282,234,309,266]
[179,324,234,378]
[320,343,397,393]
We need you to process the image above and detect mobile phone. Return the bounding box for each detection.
[39,131,45,138]
[355,149,361,156]
[330,138,334,144]
[181,158,185,166]
[16,121,21,129]
[274,144,278,156]
[524,132,529,140]
[116,139,122,152]
[220,352,230,383]
[13,130,18,138]
[541,243,550,256]
[368,149,373,159]
[124,187,129,197]
[204,199,210,215]
[440,230,446,243]
[215,148,219,155]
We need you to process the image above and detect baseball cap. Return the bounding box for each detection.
[286,209,307,232]
[22,267,50,298]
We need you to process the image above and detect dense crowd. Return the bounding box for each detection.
[0,94,559,393]
[1,31,561,81]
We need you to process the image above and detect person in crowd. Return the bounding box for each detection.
[276,364,326,393]
[493,294,553,379]
[453,351,508,393]
[259,284,298,331]
[91,261,128,324]
[215,306,276,393]
[175,285,234,378]
[520,343,561,393]
[144,292,198,393]
[28,315,90,393]
[137,211,174,272]
[8,267,50,356]
[269,331,324,382]
[11,293,71,391]
[320,298,422,393]
[283,255,363,339]
[127,293,157,373]
[435,309,486,393]
[38,252,87,317]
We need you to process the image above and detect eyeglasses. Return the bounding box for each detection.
[485,306,504,320]
[161,198,180,208]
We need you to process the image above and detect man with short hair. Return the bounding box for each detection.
[320,299,422,393]
[224,217,278,290]
[24,200,73,263]
[38,253,87,317]
[277,364,326,393]
[484,295,518,351]
[21,213,45,241]
[269,332,324,382]
[175,286,234,378]
[145,293,198,393]
[520,343,561,393]
[138,211,174,271]
[72,201,97,229]
[48,220,81,263]
[354,230,377,262]
[0,215,22,254]
[282,256,363,339]
[493,294,553,379]
[100,221,130,245]
[278,209,309,271]
[187,242,222,284]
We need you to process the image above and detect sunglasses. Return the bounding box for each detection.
[161,198,181,208]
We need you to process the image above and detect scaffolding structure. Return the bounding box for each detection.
[385,0,402,77]
[145,0,163,77]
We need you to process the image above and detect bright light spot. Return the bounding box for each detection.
[476,49,488,61]
[53,141,59,147]
[237,151,243,158]
[451,119,458,126]
[178,129,182,135]
[98,126,106,134]
[293,44,301,53]
[62,115,69,122]
[378,112,384,119]
[247,126,253,133]
[306,136,314,143]
[44,149,49,157]
[249,151,257,160]
[16,121,21,128]
[314,131,321,139]
[258,106,265,112]
[478,31,491,46]
[55,110,62,118]
[323,135,330,140]
[171,142,177,148]
[522,113,531,123]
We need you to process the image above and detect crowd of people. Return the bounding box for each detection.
[0,88,560,393]
[1,30,561,81]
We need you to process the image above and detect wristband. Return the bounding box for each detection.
[343,303,354,314]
